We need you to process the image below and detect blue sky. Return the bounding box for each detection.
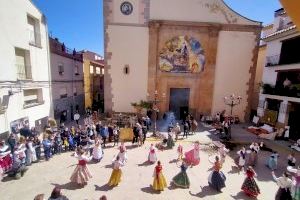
[32,0,282,56]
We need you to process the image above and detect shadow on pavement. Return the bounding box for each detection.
[138,161,152,167]
[94,184,113,191]
[140,186,161,194]
[230,191,254,200]
[189,185,220,198]
[51,182,83,190]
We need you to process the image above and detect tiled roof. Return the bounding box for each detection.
[262,25,297,39]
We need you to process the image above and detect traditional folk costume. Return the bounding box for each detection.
[0,144,13,175]
[172,163,190,188]
[92,139,103,162]
[208,159,226,191]
[70,153,92,185]
[108,159,124,187]
[218,145,229,164]
[115,143,127,164]
[152,163,167,191]
[236,149,246,171]
[287,166,300,200]
[167,132,175,149]
[247,143,259,167]
[272,172,292,200]
[241,168,260,197]
[266,152,279,170]
[177,144,183,161]
[184,142,200,166]
[148,144,157,164]
[25,140,37,165]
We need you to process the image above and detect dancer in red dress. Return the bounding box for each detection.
[70,149,92,186]
[184,141,200,166]
[241,166,260,198]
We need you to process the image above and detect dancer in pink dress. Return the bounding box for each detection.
[70,149,92,186]
[184,141,200,166]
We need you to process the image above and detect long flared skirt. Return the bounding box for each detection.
[108,169,122,186]
[148,153,157,163]
[152,173,167,191]
[276,187,292,200]
[173,171,190,188]
[208,171,226,191]
[292,184,300,200]
[167,138,175,149]
[241,177,260,197]
[70,165,92,185]
[185,150,200,166]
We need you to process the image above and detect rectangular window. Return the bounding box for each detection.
[23,89,43,108]
[96,67,101,74]
[75,65,79,75]
[59,87,67,98]
[15,47,32,80]
[27,15,41,47]
[101,68,104,75]
[58,63,64,75]
[90,65,94,74]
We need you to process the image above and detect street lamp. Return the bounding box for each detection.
[147,90,166,135]
[223,94,242,115]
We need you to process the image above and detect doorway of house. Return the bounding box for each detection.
[169,88,190,120]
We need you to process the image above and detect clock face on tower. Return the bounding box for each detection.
[120,1,133,15]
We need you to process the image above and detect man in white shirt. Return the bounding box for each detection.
[74,112,80,125]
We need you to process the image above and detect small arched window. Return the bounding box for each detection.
[123,65,130,75]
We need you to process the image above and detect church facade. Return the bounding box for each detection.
[104,0,262,121]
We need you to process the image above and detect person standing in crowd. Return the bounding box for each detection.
[272,171,292,200]
[42,134,52,161]
[108,155,124,187]
[148,144,157,164]
[152,161,167,191]
[33,135,41,161]
[287,153,296,167]
[248,143,260,167]
[25,137,36,165]
[108,124,114,142]
[142,119,148,145]
[208,156,226,192]
[184,141,200,166]
[241,166,260,198]
[183,121,189,139]
[7,133,17,154]
[48,187,69,200]
[113,125,119,147]
[100,124,108,147]
[0,140,12,176]
[70,148,92,186]
[218,144,229,164]
[74,111,80,125]
[54,132,62,154]
[132,123,139,145]
[172,160,190,188]
[167,131,175,149]
[173,122,181,141]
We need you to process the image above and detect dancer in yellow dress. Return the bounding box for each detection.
[108,155,124,187]
[152,161,167,191]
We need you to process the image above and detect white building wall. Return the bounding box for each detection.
[212,31,257,121]
[0,0,52,135]
[107,25,149,112]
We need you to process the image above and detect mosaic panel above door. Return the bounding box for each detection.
[159,36,205,73]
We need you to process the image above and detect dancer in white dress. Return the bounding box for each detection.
[113,142,127,164]
[148,144,157,164]
[92,137,103,162]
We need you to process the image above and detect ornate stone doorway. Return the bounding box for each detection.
[169,88,190,120]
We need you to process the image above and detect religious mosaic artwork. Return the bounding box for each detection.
[159,36,205,73]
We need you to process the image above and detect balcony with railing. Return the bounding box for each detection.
[16,63,32,80]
